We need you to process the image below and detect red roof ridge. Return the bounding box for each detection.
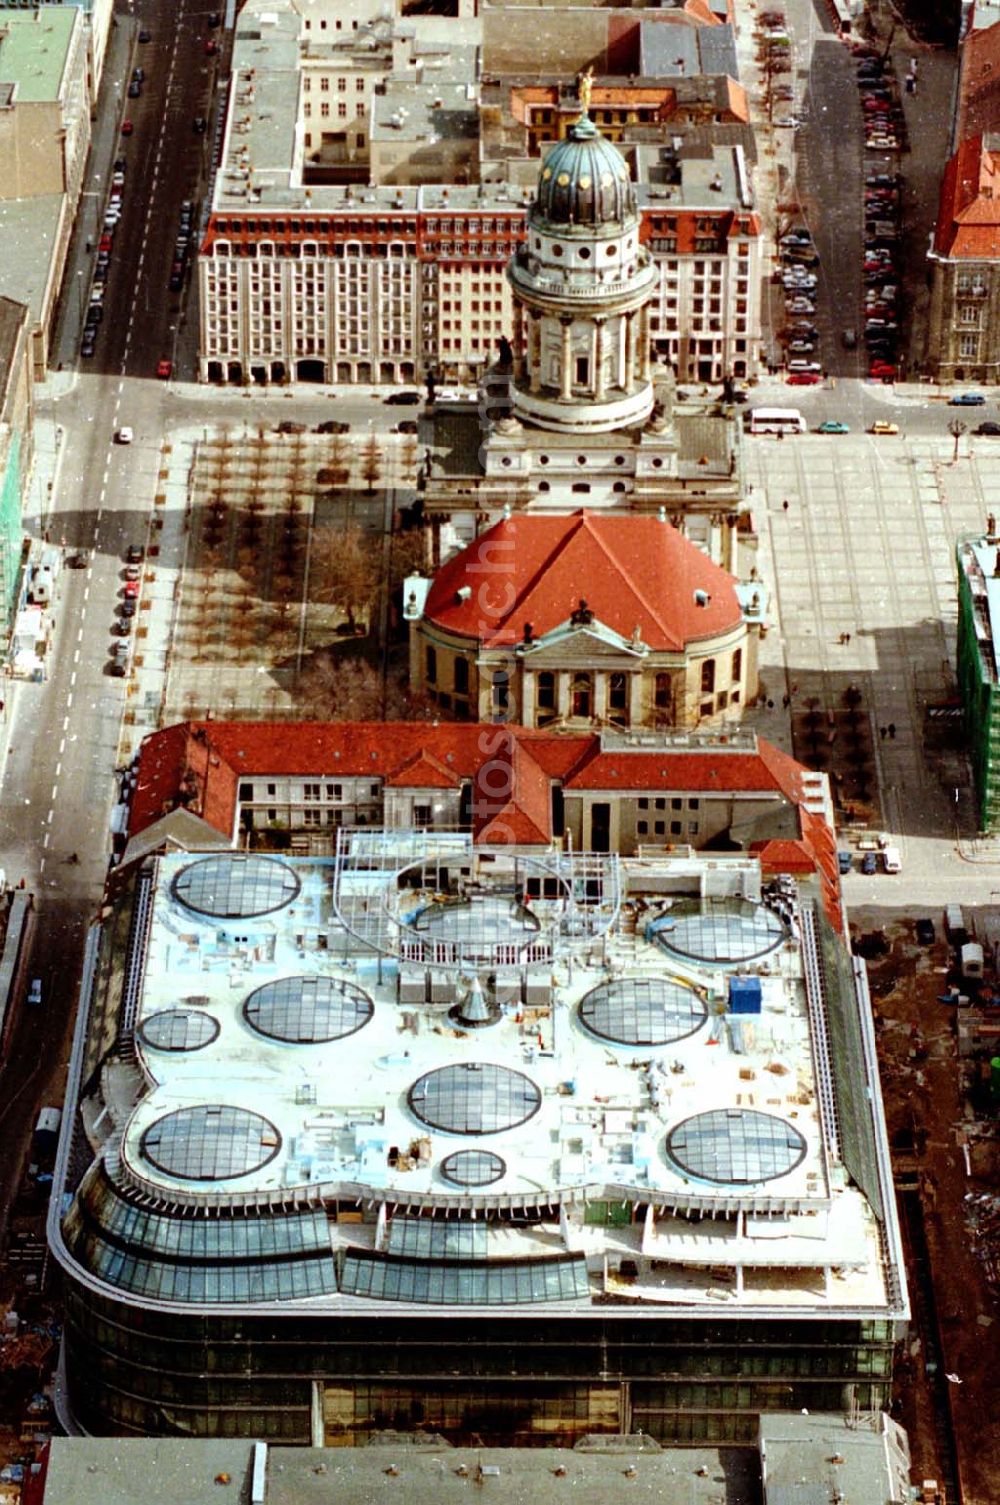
[577,513,681,649]
[384,748,462,788]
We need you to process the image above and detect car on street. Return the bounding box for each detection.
[67,551,90,568]
[85,307,103,326]
[817,420,850,434]
[385,390,421,405]
[111,619,132,636]
[861,852,878,875]
[128,80,141,98]
[870,362,897,380]
[838,851,853,874]
[157,359,172,379]
[121,118,134,135]
[119,598,137,618]
[111,171,125,189]
[949,391,986,406]
[975,421,1000,435]
[870,420,899,434]
[316,419,350,434]
[204,37,219,54]
[169,273,183,291]
[114,155,127,173]
[125,564,141,581]
[81,337,96,357]
[27,979,42,1006]
[916,917,936,945]
[774,116,802,129]
[115,427,133,444]
[123,580,140,599]
[396,419,419,434]
[107,661,128,677]
[193,115,208,133]
[787,372,821,385]
[99,233,113,253]
[139,27,152,41]
[276,420,307,434]
[132,67,145,82]
[126,544,145,563]
[841,329,857,348]
[208,10,221,23]
[93,265,108,283]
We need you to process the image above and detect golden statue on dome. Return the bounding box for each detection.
[577,66,594,115]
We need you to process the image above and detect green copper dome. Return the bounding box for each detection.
[535,114,635,229]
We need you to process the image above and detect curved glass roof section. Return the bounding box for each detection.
[440,1150,507,1188]
[172,855,300,919]
[649,898,787,966]
[140,1106,282,1182]
[62,1167,337,1303]
[408,1063,542,1136]
[578,976,706,1047]
[243,975,374,1044]
[138,1009,220,1052]
[666,1109,807,1186]
[340,1249,589,1304]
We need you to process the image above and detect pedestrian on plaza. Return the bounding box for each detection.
[888,722,896,739]
[767,699,775,710]
[845,632,852,644]
[782,693,790,709]
[880,726,887,740]
[782,498,789,511]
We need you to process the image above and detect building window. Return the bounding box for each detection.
[637,819,648,836]
[426,645,437,684]
[303,783,321,800]
[609,673,627,719]
[537,671,555,709]
[959,333,980,359]
[304,810,321,827]
[413,804,433,827]
[731,648,742,684]
[267,783,276,796]
[670,820,682,836]
[571,673,592,718]
[701,659,715,694]
[326,783,342,798]
[454,657,469,696]
[654,672,671,712]
[700,701,713,718]
[492,671,510,715]
[239,782,253,800]
[575,355,589,385]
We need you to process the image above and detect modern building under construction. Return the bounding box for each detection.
[49,831,907,1445]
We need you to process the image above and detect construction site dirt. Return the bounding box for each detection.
[856,905,1000,1505]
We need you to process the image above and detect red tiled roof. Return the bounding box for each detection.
[472,728,553,846]
[957,21,1000,141]
[422,511,742,650]
[561,744,801,794]
[383,750,463,789]
[933,134,1000,258]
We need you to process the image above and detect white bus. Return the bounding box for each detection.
[747,407,807,435]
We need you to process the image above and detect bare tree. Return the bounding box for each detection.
[296,650,436,722]
[309,522,380,632]
[389,528,430,597]
[361,433,384,495]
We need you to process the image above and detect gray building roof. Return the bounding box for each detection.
[0,293,28,402]
[639,20,739,82]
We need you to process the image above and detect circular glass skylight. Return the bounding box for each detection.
[243,976,374,1044]
[172,855,300,919]
[579,976,706,1046]
[140,1106,282,1182]
[665,1109,807,1186]
[652,899,787,966]
[138,1009,220,1052]
[408,1063,542,1136]
[440,1149,507,1187]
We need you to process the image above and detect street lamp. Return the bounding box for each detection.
[948,418,967,464]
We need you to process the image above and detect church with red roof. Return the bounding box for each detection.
[406,510,762,729]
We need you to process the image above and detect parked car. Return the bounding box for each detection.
[861,851,878,875]
[316,419,350,434]
[127,80,141,98]
[817,420,850,434]
[915,917,936,945]
[385,390,421,405]
[119,598,137,618]
[126,544,145,562]
[115,427,134,446]
[67,551,90,568]
[27,979,42,1007]
[975,421,1000,436]
[204,37,219,54]
[111,618,132,636]
[81,337,96,357]
[139,28,152,42]
[949,391,986,406]
[276,420,307,434]
[838,851,853,874]
[121,118,134,135]
[193,115,208,134]
[132,67,145,82]
[870,420,899,435]
[787,372,821,385]
[157,358,172,379]
[107,661,128,677]
[123,580,140,599]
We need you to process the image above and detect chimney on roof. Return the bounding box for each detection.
[523,621,534,643]
[455,585,472,602]
[694,589,710,608]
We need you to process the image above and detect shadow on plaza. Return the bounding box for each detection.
[752,615,970,842]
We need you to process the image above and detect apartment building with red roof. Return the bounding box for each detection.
[122,718,840,929]
[928,132,1000,380]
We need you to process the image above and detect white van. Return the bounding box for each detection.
[882,846,901,873]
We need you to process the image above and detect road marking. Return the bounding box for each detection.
[43,832,50,849]
[74,649,80,665]
[59,738,65,754]
[103,468,110,485]
[96,509,102,524]
[83,587,89,602]
[77,628,83,643]
[66,692,72,708]
[118,380,124,394]
[69,671,76,687]
[55,763,61,778]
[47,807,54,823]
[62,717,69,731]
[39,857,45,873]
